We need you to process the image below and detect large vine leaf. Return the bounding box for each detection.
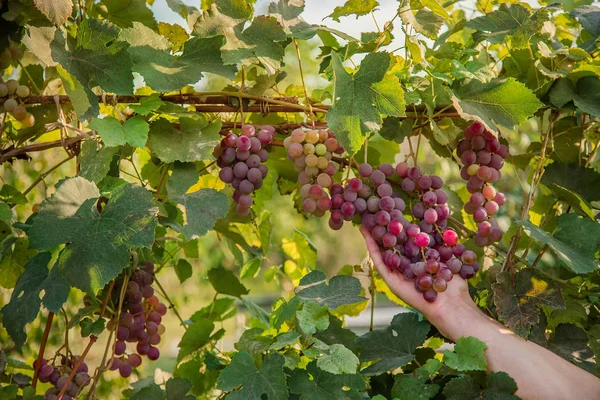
[90,116,149,148]
[27,177,158,294]
[121,23,236,91]
[78,141,119,183]
[326,51,406,155]
[540,163,600,203]
[93,0,156,29]
[178,320,224,362]
[295,270,366,309]
[465,4,549,48]
[571,6,600,36]
[516,216,600,274]
[443,336,488,371]
[207,266,249,298]
[51,18,134,95]
[355,312,430,375]
[451,78,543,132]
[288,361,366,400]
[493,268,564,337]
[549,77,600,118]
[217,352,288,400]
[443,372,519,400]
[328,0,379,22]
[315,344,359,375]
[171,189,229,240]
[33,0,72,26]
[1,253,69,347]
[147,118,222,163]
[194,0,286,74]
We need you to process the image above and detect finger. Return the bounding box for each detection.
[360,226,395,282]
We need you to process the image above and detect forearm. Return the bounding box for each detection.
[435,301,600,400]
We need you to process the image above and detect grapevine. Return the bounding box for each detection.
[1,0,599,399]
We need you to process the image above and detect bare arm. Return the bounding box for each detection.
[361,227,600,400]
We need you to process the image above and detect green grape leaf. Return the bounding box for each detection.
[443,336,488,371]
[234,327,273,357]
[54,65,99,120]
[0,202,11,222]
[443,372,519,400]
[130,93,165,115]
[33,0,72,26]
[0,185,26,204]
[0,238,36,290]
[174,259,193,283]
[546,184,595,220]
[207,266,249,298]
[121,23,236,91]
[148,118,222,163]
[1,253,69,347]
[288,360,366,400]
[316,344,359,374]
[516,216,600,274]
[51,19,134,99]
[451,78,543,133]
[170,188,229,240]
[391,374,439,400]
[241,257,262,280]
[547,324,596,372]
[442,376,482,400]
[379,117,413,143]
[270,331,301,350]
[328,0,379,22]
[78,141,119,183]
[177,319,223,362]
[296,270,366,309]
[282,229,317,271]
[166,377,194,400]
[356,312,430,375]
[167,163,199,198]
[541,163,600,203]
[176,356,220,397]
[165,0,196,18]
[571,6,600,36]
[194,1,286,74]
[23,26,58,68]
[297,302,330,334]
[272,296,301,329]
[27,177,158,294]
[314,315,359,353]
[399,6,444,39]
[90,116,149,148]
[80,317,106,337]
[549,77,600,117]
[326,51,406,155]
[94,0,156,29]
[493,268,564,337]
[465,4,548,48]
[191,297,236,322]
[217,351,288,400]
[241,296,271,327]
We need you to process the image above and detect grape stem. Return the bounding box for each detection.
[153,276,188,331]
[32,311,54,389]
[501,112,556,272]
[57,335,97,400]
[86,275,129,399]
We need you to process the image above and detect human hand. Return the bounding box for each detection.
[360,226,479,337]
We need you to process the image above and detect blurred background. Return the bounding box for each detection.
[0,0,541,397]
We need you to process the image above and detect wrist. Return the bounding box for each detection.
[428,297,487,342]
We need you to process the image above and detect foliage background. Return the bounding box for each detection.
[0,0,599,398]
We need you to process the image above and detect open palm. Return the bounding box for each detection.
[360,226,472,324]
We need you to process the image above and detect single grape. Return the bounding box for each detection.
[16,85,30,98]
[423,289,438,303]
[119,363,133,378]
[115,341,126,355]
[3,98,18,112]
[415,232,430,247]
[128,354,142,368]
[147,346,160,361]
[6,79,18,95]
[461,250,477,265]
[433,278,447,292]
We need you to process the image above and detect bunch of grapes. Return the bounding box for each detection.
[354,162,477,302]
[0,78,34,127]
[107,262,167,378]
[283,128,342,216]
[216,124,274,216]
[457,122,508,246]
[35,355,91,400]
